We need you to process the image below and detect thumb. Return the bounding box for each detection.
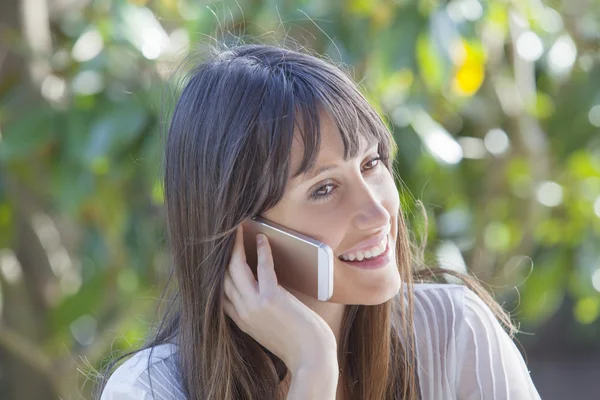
[256,234,278,299]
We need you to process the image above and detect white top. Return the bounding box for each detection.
[100,284,541,399]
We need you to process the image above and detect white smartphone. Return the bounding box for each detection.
[242,216,334,301]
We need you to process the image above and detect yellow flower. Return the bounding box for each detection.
[452,40,486,96]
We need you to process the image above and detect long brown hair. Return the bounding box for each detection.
[99,42,514,399]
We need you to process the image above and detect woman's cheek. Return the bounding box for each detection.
[375,169,399,212]
[387,179,400,213]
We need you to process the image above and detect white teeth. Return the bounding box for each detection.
[370,247,381,257]
[340,236,388,261]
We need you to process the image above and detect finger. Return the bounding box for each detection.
[231,224,247,264]
[256,234,278,299]
[224,270,245,310]
[223,296,243,327]
[229,263,258,301]
[228,225,258,298]
[229,224,258,298]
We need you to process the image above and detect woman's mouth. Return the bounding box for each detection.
[337,236,391,270]
[338,235,388,261]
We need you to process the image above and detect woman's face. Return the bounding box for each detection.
[262,113,401,305]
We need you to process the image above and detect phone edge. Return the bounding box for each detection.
[317,244,334,301]
[252,216,324,247]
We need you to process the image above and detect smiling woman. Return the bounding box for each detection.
[262,111,401,306]
[97,43,541,399]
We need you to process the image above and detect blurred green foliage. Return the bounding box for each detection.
[1,0,600,398]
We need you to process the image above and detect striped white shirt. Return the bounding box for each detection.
[101,283,541,399]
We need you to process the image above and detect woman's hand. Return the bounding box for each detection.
[223,224,338,375]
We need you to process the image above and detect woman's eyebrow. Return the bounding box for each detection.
[294,139,379,182]
[304,164,339,180]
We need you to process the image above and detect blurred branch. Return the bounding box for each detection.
[0,322,55,386]
[505,10,550,264]
[0,46,7,74]
[0,0,24,97]
[5,174,59,315]
[560,0,600,54]
[468,8,551,283]
[19,0,52,86]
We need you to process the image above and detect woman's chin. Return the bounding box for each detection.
[359,278,401,305]
[328,268,401,305]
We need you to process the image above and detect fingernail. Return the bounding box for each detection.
[257,235,264,246]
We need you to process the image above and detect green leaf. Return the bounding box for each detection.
[50,266,109,337]
[574,297,600,325]
[85,99,149,162]
[0,106,55,162]
[416,33,446,92]
[0,201,13,247]
[519,251,567,323]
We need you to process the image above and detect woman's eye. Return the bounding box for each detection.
[363,156,382,171]
[310,183,335,201]
[307,155,384,202]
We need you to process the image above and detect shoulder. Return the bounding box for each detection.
[407,284,500,368]
[408,283,541,399]
[409,283,504,341]
[411,282,468,300]
[404,284,474,397]
[101,343,185,400]
[407,284,472,356]
[410,283,470,326]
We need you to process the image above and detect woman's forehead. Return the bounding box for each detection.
[291,114,342,161]
[289,114,374,182]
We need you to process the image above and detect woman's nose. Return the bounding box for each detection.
[352,189,389,231]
